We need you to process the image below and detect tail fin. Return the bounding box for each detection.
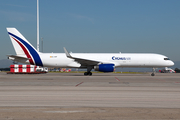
[7,28,43,66]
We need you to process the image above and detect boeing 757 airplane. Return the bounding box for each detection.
[7,28,174,76]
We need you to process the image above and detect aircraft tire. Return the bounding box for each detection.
[84,72,92,76]
[84,72,88,76]
[89,72,92,76]
[151,73,155,76]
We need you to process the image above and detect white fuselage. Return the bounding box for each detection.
[38,53,174,68]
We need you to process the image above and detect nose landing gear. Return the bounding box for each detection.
[151,68,156,76]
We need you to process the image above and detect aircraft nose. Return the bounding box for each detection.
[169,61,174,66]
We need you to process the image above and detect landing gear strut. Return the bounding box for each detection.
[84,66,93,76]
[151,68,156,76]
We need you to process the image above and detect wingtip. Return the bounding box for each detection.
[63,47,71,58]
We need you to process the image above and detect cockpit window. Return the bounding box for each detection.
[164,58,170,60]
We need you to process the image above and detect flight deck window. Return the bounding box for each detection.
[164,58,170,60]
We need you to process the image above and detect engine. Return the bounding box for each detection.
[94,64,115,72]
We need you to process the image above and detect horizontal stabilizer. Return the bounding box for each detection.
[7,55,29,61]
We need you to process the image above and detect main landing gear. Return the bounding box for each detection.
[151,68,156,76]
[84,72,92,76]
[84,66,93,76]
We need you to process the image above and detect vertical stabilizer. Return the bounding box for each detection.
[6,28,43,66]
[7,28,30,56]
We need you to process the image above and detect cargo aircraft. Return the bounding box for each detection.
[7,28,174,76]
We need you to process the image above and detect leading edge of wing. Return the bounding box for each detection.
[63,47,100,66]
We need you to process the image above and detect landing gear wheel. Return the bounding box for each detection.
[84,72,88,76]
[89,72,92,76]
[151,73,155,76]
[151,68,156,76]
[84,72,92,76]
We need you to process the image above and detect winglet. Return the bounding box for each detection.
[63,47,72,58]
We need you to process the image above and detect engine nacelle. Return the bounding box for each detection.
[94,64,115,72]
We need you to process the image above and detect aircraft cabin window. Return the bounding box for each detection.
[164,58,170,60]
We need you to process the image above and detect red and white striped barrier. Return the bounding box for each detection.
[10,65,37,73]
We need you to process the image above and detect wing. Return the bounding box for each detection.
[63,47,100,66]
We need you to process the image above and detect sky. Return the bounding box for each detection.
[0,0,180,62]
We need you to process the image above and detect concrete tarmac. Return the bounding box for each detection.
[0,72,180,120]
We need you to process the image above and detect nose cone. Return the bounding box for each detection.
[169,61,174,66]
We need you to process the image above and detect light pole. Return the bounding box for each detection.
[41,37,43,52]
[37,0,39,52]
